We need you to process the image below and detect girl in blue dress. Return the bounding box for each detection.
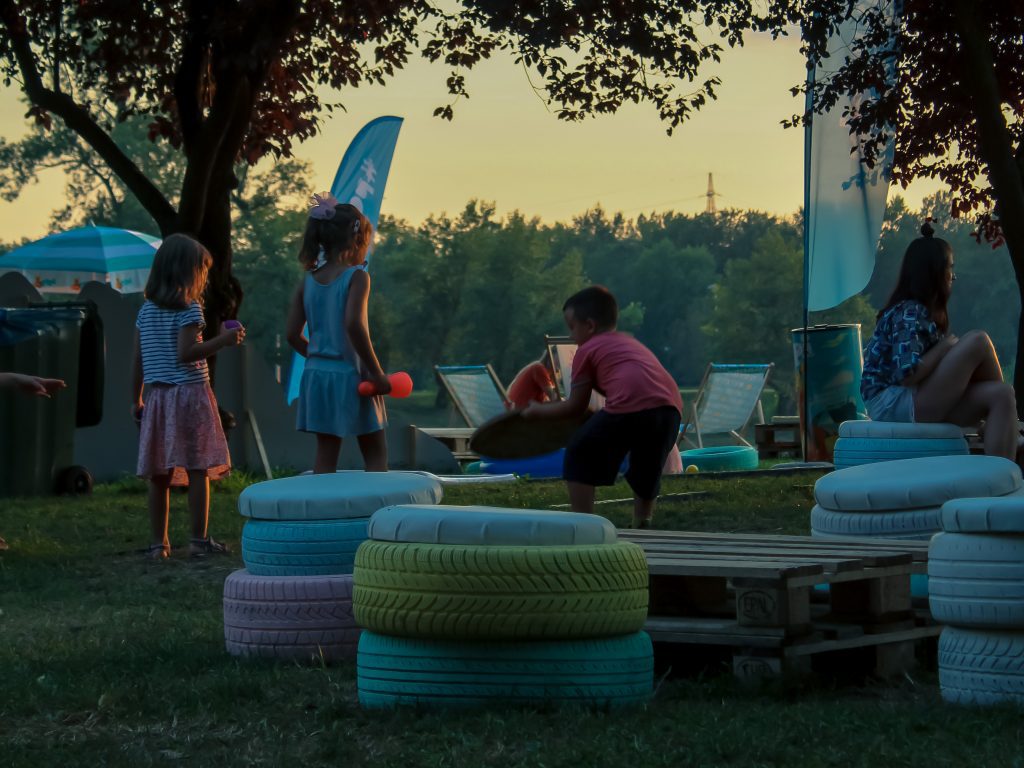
[286,193,390,473]
[861,222,1018,462]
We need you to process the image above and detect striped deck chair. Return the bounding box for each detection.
[434,364,508,428]
[681,363,774,448]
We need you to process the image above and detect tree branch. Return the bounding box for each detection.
[0,0,176,233]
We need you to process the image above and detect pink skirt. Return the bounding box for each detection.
[137,381,231,486]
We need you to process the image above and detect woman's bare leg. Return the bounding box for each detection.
[940,381,1017,460]
[314,434,342,474]
[915,332,1006,422]
[357,430,388,472]
[961,330,1004,383]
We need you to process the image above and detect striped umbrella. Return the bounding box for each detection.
[0,224,161,294]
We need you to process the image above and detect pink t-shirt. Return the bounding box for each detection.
[571,332,683,415]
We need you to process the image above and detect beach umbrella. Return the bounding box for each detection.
[0,224,161,294]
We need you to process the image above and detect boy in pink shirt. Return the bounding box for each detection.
[523,286,682,528]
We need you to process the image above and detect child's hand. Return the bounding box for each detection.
[131,402,144,425]
[367,372,391,395]
[521,402,541,419]
[219,323,246,346]
[11,373,66,397]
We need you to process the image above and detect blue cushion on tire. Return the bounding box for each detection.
[815,455,1021,512]
[940,496,1024,533]
[238,470,443,521]
[838,421,965,439]
[367,504,617,546]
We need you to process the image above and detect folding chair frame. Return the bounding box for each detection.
[544,334,575,400]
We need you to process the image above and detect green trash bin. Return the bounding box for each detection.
[0,306,91,496]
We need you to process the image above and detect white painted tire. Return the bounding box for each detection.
[810,504,940,540]
[939,627,1024,706]
[929,533,1024,628]
[223,569,360,663]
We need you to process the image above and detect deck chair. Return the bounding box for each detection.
[434,364,508,428]
[544,335,606,410]
[681,363,773,448]
[417,364,509,461]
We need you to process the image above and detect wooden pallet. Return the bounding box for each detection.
[755,423,802,458]
[617,529,937,681]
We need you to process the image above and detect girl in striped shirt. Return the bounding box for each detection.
[131,234,245,560]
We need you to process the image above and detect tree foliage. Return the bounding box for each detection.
[0,0,787,327]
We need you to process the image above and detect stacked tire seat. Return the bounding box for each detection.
[353,504,654,708]
[811,455,1022,541]
[223,471,443,663]
[832,421,968,471]
[931,496,1024,705]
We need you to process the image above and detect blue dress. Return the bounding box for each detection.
[296,266,387,437]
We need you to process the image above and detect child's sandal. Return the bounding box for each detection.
[633,518,652,530]
[146,543,170,560]
[189,536,229,558]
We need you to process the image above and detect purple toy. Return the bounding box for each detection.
[224,319,243,330]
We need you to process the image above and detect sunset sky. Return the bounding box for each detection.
[0,31,941,242]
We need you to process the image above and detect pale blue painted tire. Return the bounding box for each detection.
[681,445,758,472]
[242,519,368,576]
[810,505,941,540]
[357,630,653,709]
[939,627,1024,706]
[929,532,1024,628]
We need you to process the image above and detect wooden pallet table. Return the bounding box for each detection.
[617,529,938,681]
[754,422,802,458]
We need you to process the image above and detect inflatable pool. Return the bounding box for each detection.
[681,445,759,472]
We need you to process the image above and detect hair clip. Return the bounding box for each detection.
[352,218,361,235]
[312,247,328,272]
[309,192,339,221]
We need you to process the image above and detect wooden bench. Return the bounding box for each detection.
[617,529,937,680]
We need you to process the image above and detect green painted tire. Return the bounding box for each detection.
[357,630,653,709]
[681,445,758,472]
[353,540,648,640]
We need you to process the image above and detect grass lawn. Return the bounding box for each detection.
[2,471,1023,767]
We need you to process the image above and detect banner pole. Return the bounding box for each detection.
[801,54,815,463]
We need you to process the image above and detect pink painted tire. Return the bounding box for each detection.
[223,569,361,663]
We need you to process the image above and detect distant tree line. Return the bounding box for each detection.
[1,125,1017,412]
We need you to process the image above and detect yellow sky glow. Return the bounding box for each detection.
[0,32,940,242]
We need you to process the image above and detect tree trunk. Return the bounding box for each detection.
[951,0,1024,414]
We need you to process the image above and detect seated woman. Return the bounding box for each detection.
[861,222,1018,463]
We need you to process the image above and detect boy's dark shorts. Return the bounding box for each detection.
[563,405,681,500]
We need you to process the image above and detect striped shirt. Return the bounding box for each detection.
[136,300,209,385]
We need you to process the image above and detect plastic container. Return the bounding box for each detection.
[791,324,867,462]
[0,305,92,495]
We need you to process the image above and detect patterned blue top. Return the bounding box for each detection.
[861,300,942,402]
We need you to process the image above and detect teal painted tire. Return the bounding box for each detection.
[357,630,653,709]
[242,519,368,576]
[681,445,758,472]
